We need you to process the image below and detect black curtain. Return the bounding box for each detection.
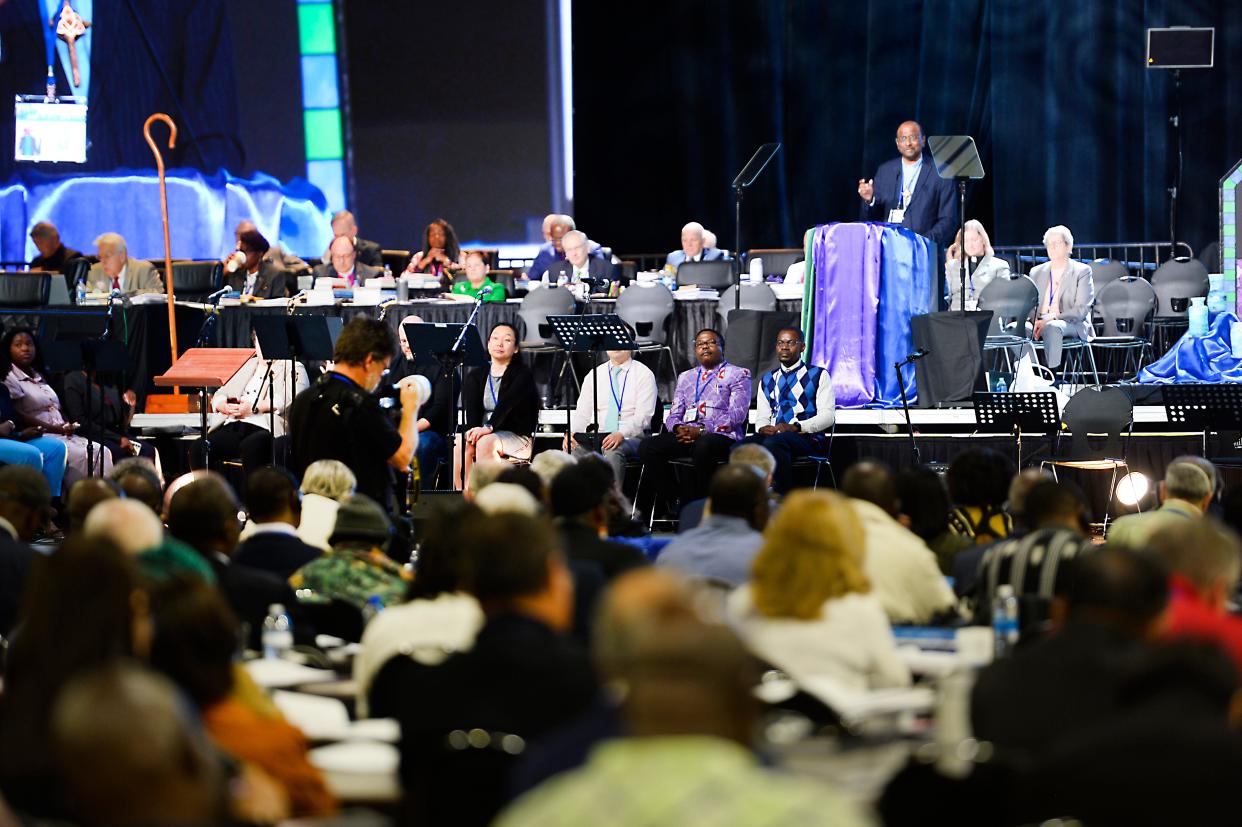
[575,0,1242,257]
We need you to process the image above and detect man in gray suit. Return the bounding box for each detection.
[87,233,164,294]
[666,221,726,268]
[1028,225,1095,374]
[312,235,383,287]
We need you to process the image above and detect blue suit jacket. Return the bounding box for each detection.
[666,247,726,268]
[861,156,957,246]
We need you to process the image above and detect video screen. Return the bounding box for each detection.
[14,98,88,164]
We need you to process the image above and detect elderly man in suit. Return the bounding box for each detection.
[857,120,956,247]
[87,233,163,294]
[313,236,383,288]
[1028,225,1095,374]
[224,228,288,299]
[666,221,726,268]
[545,230,616,294]
[327,210,383,268]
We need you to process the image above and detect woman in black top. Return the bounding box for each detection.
[456,323,539,489]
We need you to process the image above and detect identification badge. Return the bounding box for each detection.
[683,406,697,422]
[887,208,905,224]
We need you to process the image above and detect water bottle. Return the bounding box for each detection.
[362,594,385,625]
[992,585,1019,658]
[383,263,393,280]
[261,603,293,659]
[397,276,409,302]
[75,277,87,305]
[1188,296,1208,337]
[995,376,1007,393]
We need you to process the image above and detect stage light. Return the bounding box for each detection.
[1115,472,1150,507]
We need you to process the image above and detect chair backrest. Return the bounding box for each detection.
[676,259,733,289]
[1151,257,1210,317]
[65,256,89,296]
[1096,277,1158,337]
[717,283,778,332]
[516,285,575,345]
[171,261,223,298]
[1199,240,1221,274]
[616,282,675,345]
[381,249,410,273]
[977,274,1038,334]
[617,260,638,285]
[1061,385,1132,460]
[1088,259,1130,298]
[746,248,803,277]
[0,272,51,307]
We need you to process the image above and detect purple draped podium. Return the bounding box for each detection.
[801,222,934,408]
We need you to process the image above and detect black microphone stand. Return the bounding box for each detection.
[896,349,930,465]
[448,292,489,490]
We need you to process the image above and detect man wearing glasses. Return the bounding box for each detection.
[737,328,835,494]
[638,329,751,518]
[856,120,956,246]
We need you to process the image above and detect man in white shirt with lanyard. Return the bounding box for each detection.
[565,330,657,483]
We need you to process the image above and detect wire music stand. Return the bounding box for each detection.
[973,391,1061,467]
[1162,384,1242,458]
[547,314,634,453]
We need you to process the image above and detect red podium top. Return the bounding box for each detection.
[154,348,255,388]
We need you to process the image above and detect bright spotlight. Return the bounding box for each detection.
[1116,472,1150,507]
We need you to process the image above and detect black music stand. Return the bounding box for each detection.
[1163,384,1242,459]
[402,321,487,492]
[547,314,634,452]
[731,143,782,311]
[44,319,130,476]
[928,135,985,314]
[973,391,1061,467]
[251,316,334,466]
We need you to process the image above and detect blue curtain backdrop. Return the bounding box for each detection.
[574,1,1242,257]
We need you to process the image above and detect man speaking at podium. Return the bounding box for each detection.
[857,120,956,246]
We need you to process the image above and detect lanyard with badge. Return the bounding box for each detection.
[684,362,726,422]
[888,161,920,225]
[607,364,628,416]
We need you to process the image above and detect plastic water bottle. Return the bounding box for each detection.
[992,585,1019,658]
[75,277,87,305]
[383,263,393,280]
[261,603,293,659]
[995,376,1007,393]
[1188,296,1208,337]
[362,594,385,625]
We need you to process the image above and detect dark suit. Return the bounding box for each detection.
[557,519,648,581]
[226,259,289,299]
[311,261,383,287]
[545,257,617,293]
[206,552,303,649]
[355,237,384,268]
[462,359,540,437]
[30,245,83,275]
[234,529,322,580]
[0,528,34,638]
[861,156,957,246]
[666,247,725,268]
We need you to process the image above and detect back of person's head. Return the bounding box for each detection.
[1059,545,1168,637]
[148,577,240,709]
[840,460,898,515]
[1148,519,1242,598]
[1007,468,1053,529]
[474,483,541,516]
[109,457,164,513]
[497,465,546,503]
[894,466,952,542]
[706,465,769,530]
[530,449,577,487]
[166,473,241,555]
[333,316,394,366]
[728,443,776,485]
[65,478,120,534]
[946,447,1015,508]
[83,498,164,556]
[466,459,508,496]
[1024,480,1088,533]
[301,459,357,501]
[1163,458,1215,506]
[329,494,393,551]
[550,458,613,521]
[52,663,223,827]
[244,466,301,525]
[465,513,567,615]
[0,464,52,540]
[751,490,869,620]
[408,499,482,600]
[1115,641,1240,715]
[594,568,700,682]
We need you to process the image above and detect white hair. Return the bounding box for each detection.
[1042,225,1074,249]
[701,229,718,249]
[93,232,127,257]
[1164,460,1213,503]
[530,450,577,486]
[83,499,164,555]
[562,229,587,247]
[474,483,541,517]
[681,221,705,238]
[301,460,356,502]
[468,459,509,494]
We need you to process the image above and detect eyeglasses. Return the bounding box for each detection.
[896,134,921,144]
[775,339,801,347]
[694,340,719,349]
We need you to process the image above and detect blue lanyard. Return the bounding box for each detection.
[695,362,727,404]
[487,372,501,407]
[608,364,628,412]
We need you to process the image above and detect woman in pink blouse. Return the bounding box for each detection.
[1,327,112,485]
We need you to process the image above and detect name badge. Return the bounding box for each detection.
[683,406,697,422]
[887,208,905,224]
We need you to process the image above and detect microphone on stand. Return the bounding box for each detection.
[286,290,307,315]
[206,286,230,304]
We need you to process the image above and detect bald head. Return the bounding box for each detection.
[895,120,924,162]
[594,568,699,681]
[841,460,898,515]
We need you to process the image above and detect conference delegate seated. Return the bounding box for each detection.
[327,209,383,268]
[666,220,726,268]
[223,228,289,299]
[226,220,309,274]
[544,230,615,293]
[312,236,382,288]
[61,372,150,464]
[456,323,539,489]
[527,215,605,282]
[946,219,1010,310]
[86,232,163,295]
[1028,224,1095,376]
[28,221,82,274]
[0,385,66,498]
[451,250,506,301]
[405,218,464,282]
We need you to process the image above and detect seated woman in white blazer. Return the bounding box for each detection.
[946,219,1011,310]
[1027,225,1095,373]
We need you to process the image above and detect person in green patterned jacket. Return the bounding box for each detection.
[288,494,410,611]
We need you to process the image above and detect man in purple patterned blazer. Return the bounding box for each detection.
[638,328,752,519]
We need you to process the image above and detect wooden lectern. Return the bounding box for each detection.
[155,348,255,466]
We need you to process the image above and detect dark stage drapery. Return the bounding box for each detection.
[575,1,1242,256]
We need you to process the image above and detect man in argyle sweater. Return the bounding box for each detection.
[738,327,835,494]
[638,328,751,517]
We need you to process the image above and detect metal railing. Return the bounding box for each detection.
[993,241,1195,276]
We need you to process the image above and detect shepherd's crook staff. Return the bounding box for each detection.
[142,113,179,371]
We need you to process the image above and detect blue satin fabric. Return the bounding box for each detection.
[1137,312,1242,384]
[1,167,333,263]
[804,221,933,408]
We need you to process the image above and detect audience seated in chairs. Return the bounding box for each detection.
[665,220,726,268]
[1028,224,1096,378]
[222,228,289,299]
[405,217,464,283]
[28,221,82,275]
[527,214,606,282]
[108,456,164,513]
[657,465,770,587]
[1106,456,1215,551]
[234,467,322,579]
[457,323,540,489]
[678,442,776,533]
[64,477,119,535]
[0,465,52,639]
[313,235,382,287]
[945,447,1016,546]
[549,456,648,582]
[61,369,150,465]
[326,209,383,269]
[945,219,1010,311]
[87,232,163,295]
[83,496,215,584]
[0,382,67,499]
[227,219,308,274]
[296,459,356,551]
[451,249,506,300]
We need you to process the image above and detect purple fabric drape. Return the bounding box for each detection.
[809,222,884,407]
